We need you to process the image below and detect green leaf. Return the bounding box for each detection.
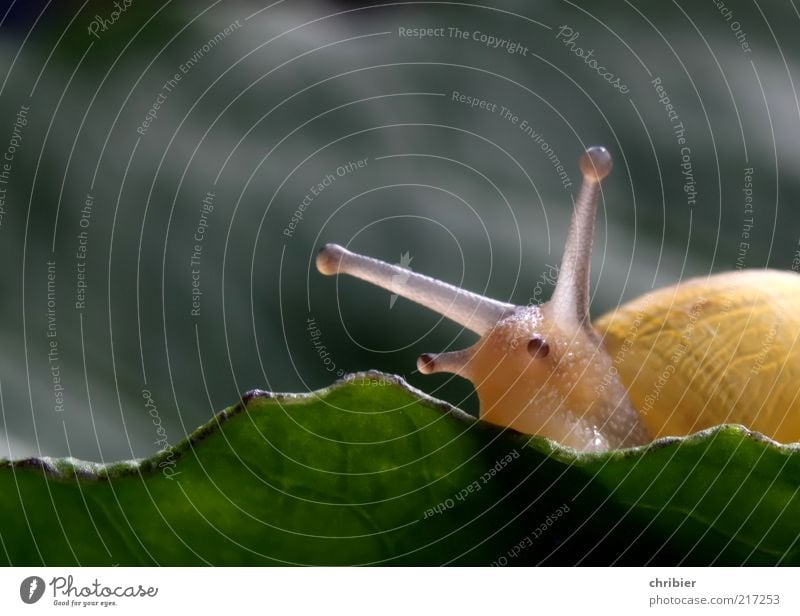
[1,372,798,565]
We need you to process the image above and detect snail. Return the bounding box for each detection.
[316,147,800,452]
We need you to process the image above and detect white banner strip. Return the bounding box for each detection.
[0,567,798,615]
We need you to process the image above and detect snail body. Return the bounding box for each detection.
[316,147,800,451]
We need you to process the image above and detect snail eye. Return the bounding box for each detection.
[527,336,550,359]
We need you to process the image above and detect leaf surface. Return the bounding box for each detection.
[1,372,798,565]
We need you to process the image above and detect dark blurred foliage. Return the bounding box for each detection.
[1,0,798,458]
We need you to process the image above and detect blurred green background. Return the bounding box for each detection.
[1,0,799,460]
